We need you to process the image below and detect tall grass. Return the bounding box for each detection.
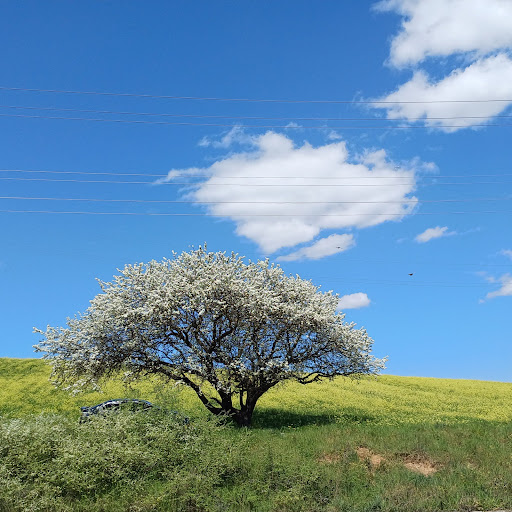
[1,358,512,511]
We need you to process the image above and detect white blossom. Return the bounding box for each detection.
[34,245,386,426]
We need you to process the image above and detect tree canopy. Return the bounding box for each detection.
[34,246,386,426]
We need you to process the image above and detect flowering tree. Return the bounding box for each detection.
[34,246,386,427]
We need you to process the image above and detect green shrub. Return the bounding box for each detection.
[0,411,242,511]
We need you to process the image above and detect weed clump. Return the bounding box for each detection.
[0,411,240,511]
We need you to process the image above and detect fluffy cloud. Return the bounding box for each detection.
[374,0,512,67]
[374,0,512,130]
[159,132,420,254]
[415,226,455,243]
[277,234,355,261]
[337,293,371,310]
[482,274,512,301]
[480,252,512,301]
[373,54,512,131]
[198,126,255,148]
[327,130,343,141]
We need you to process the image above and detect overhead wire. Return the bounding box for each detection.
[1,112,512,129]
[0,86,509,290]
[1,176,511,185]
[1,89,509,257]
[0,87,510,129]
[1,85,512,104]
[0,196,510,205]
[1,104,512,121]
[3,168,512,179]
[161,247,512,269]
[304,278,495,288]
[304,259,512,268]
[1,209,510,216]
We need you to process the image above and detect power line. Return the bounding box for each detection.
[1,176,511,186]
[180,248,512,269]
[1,103,512,121]
[170,249,512,269]
[0,209,510,216]
[1,85,512,104]
[1,196,510,205]
[307,279,495,288]
[3,168,512,179]
[1,112,512,129]
[307,259,512,268]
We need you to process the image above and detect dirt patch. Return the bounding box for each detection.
[356,447,385,469]
[319,447,441,477]
[317,452,342,464]
[399,453,440,476]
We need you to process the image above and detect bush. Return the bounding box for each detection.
[0,411,242,511]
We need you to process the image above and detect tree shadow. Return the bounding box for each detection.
[251,406,377,429]
[251,408,335,429]
[337,407,376,424]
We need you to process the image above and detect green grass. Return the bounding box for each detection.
[1,357,512,511]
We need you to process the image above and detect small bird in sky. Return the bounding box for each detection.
[408,273,414,276]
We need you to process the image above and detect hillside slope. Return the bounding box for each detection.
[1,357,511,426]
[2,358,512,511]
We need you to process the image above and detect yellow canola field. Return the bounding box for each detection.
[1,358,511,426]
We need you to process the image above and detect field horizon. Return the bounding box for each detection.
[1,357,512,511]
[2,357,511,424]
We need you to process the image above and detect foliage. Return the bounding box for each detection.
[2,358,512,511]
[34,246,385,426]
[0,410,244,512]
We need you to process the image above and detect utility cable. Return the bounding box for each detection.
[0,209,510,216]
[1,112,512,129]
[3,168,512,179]
[0,196,510,204]
[304,259,512,268]
[1,176,511,185]
[1,104,512,121]
[1,85,512,104]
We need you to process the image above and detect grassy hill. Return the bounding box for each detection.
[1,358,512,511]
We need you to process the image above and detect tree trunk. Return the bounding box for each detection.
[233,396,258,427]
[234,408,253,427]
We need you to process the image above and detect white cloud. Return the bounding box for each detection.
[337,293,371,310]
[327,130,343,141]
[373,0,512,131]
[277,234,355,261]
[159,132,421,254]
[500,249,512,260]
[198,126,256,148]
[415,226,455,243]
[482,273,512,301]
[373,54,512,131]
[414,159,438,174]
[374,0,512,67]
[153,167,205,185]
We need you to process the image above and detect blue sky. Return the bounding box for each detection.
[1,1,511,382]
